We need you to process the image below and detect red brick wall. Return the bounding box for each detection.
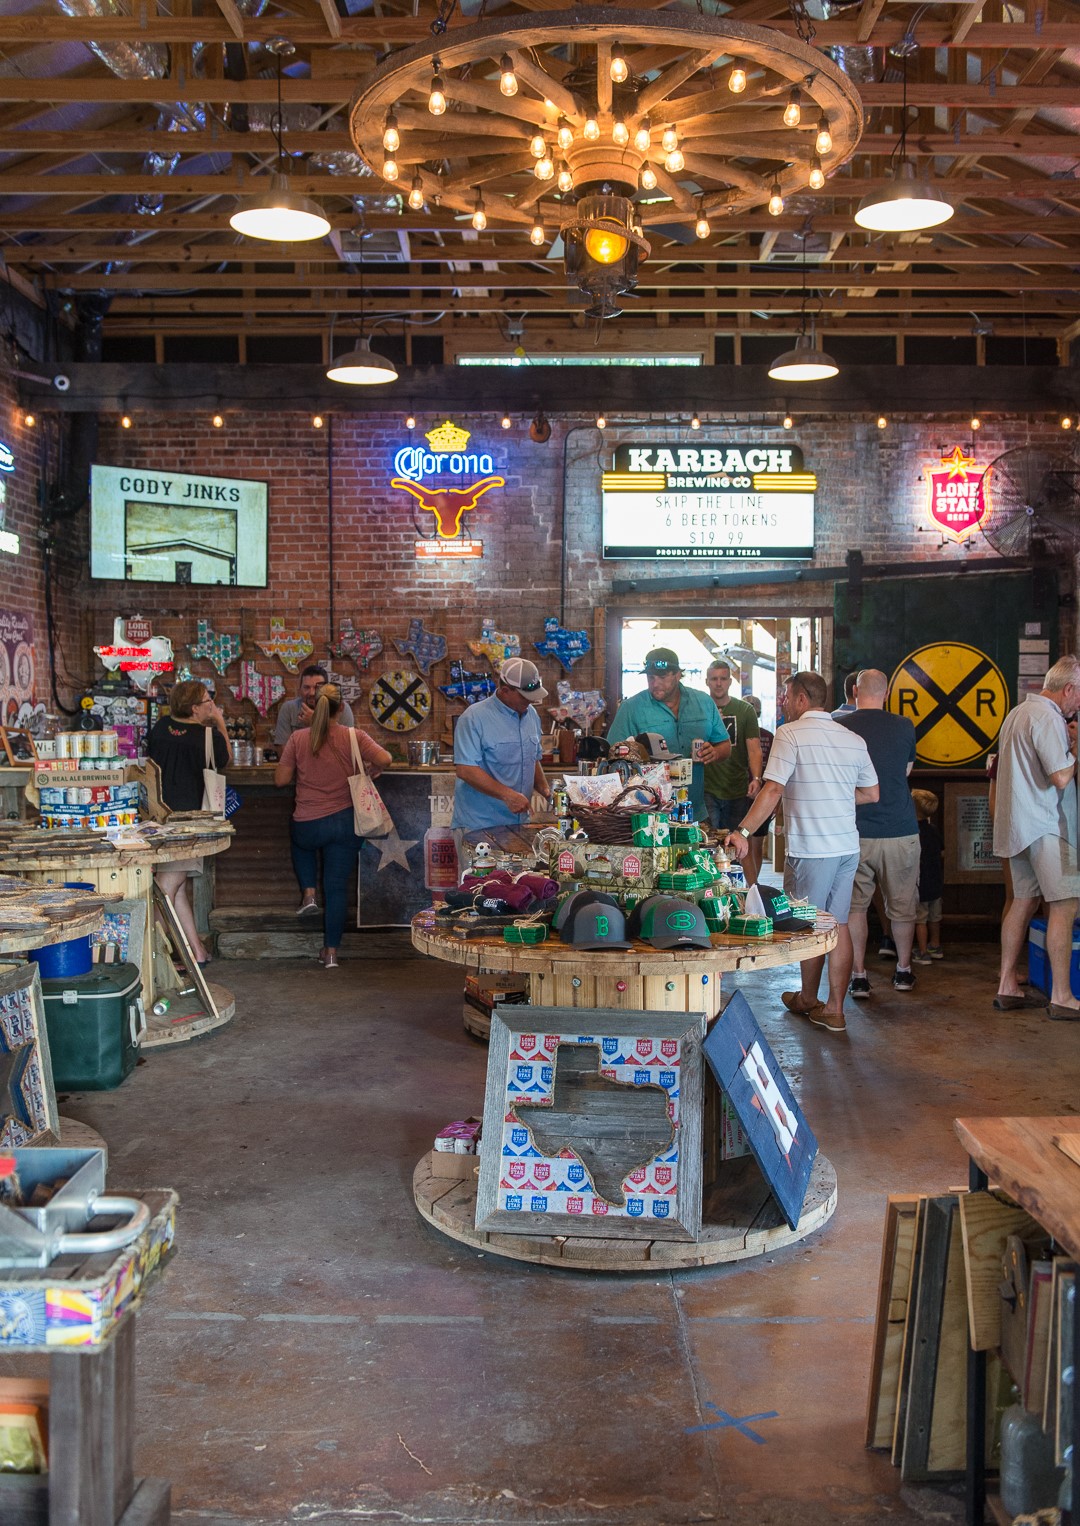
[0,369,56,723]
[59,406,1073,745]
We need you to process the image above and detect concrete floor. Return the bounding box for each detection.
[4,936,1076,1526]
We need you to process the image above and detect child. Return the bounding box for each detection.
[911,789,944,963]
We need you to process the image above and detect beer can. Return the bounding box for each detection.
[79,756,95,771]
[152,998,171,1016]
[552,787,569,816]
[675,786,689,804]
[55,732,73,759]
[691,738,707,762]
[556,816,575,838]
[98,731,119,757]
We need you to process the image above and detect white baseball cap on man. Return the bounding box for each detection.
[499,657,548,703]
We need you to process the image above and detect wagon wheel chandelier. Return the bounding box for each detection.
[348,6,863,318]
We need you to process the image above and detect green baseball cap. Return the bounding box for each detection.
[636,895,713,950]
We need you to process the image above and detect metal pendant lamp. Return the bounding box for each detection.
[768,227,839,383]
[326,235,399,386]
[229,40,331,243]
[854,52,953,233]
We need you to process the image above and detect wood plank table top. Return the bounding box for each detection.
[0,828,233,872]
[411,908,838,977]
[953,1115,1080,1260]
[0,904,105,956]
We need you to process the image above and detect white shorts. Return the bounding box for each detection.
[1009,835,1080,903]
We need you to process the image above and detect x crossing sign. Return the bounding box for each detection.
[888,643,1009,765]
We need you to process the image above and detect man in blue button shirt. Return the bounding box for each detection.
[452,657,552,834]
[607,648,731,820]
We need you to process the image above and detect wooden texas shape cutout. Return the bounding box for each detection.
[512,1044,674,1206]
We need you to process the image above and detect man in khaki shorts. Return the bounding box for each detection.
[837,669,920,997]
[992,655,1080,1018]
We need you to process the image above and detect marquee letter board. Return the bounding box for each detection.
[702,991,817,1231]
[476,1006,704,1243]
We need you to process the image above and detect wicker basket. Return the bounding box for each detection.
[572,785,664,845]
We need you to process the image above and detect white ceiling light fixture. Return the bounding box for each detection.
[229,40,331,243]
[768,222,839,383]
[326,228,399,386]
[854,51,953,232]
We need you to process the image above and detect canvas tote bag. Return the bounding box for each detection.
[345,728,393,837]
[201,726,227,816]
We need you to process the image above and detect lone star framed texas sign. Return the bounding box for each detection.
[476,1007,705,1243]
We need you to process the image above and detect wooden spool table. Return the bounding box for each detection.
[2,832,235,1048]
[411,909,840,1272]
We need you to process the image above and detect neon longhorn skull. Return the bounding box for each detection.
[392,476,505,538]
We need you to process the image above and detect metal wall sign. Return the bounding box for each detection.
[601,442,816,560]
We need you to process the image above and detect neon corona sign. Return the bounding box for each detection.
[391,420,504,541]
[924,445,988,542]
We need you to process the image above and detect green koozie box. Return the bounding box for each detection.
[39,962,144,1091]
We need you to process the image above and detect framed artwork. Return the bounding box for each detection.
[152,884,218,1023]
[1,727,38,766]
[476,1006,705,1242]
[0,962,59,1146]
[703,991,817,1232]
[92,897,147,969]
[943,781,1001,883]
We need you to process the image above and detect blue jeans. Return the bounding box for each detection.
[290,807,360,949]
[705,793,750,832]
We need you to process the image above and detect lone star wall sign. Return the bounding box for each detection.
[321,664,363,708]
[189,619,242,673]
[393,619,447,675]
[468,617,521,666]
[330,618,383,670]
[534,616,591,672]
[439,661,496,706]
[230,661,286,716]
[258,617,314,674]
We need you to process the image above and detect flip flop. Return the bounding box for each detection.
[1047,1002,1080,1021]
[781,991,824,1018]
[992,993,1049,1011]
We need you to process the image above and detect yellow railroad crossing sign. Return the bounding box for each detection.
[887,642,1009,765]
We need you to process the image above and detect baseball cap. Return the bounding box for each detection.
[634,730,679,760]
[757,886,814,932]
[636,895,713,950]
[560,895,633,951]
[643,647,681,673]
[554,888,618,932]
[499,657,548,702]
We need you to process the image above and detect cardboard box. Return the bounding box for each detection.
[430,1152,481,1180]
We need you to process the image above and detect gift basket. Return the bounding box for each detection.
[570,783,666,845]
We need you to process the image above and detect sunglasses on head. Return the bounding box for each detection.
[647,661,675,672]
[508,677,542,692]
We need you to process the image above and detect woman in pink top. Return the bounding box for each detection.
[274,684,392,969]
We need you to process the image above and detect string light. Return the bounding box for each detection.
[612,118,629,147]
[596,412,606,429]
[212,413,224,428]
[728,65,747,93]
[382,111,400,153]
[768,181,784,216]
[313,414,324,429]
[695,202,710,240]
[499,54,518,96]
[809,153,825,191]
[471,189,487,231]
[583,115,600,142]
[640,163,657,191]
[690,413,701,430]
[534,149,554,181]
[661,125,678,153]
[501,413,513,429]
[970,415,981,430]
[634,118,651,153]
[382,156,399,181]
[120,414,132,429]
[815,115,832,155]
[557,118,574,153]
[877,415,888,429]
[1062,415,1074,430]
[782,414,793,430]
[23,413,35,427]
[530,132,547,158]
[428,63,446,116]
[557,161,574,193]
[405,413,417,429]
[783,87,802,128]
[408,175,425,210]
[664,144,684,173]
[530,218,546,246]
[609,42,628,84]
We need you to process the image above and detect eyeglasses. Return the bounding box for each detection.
[509,679,542,693]
[646,663,676,673]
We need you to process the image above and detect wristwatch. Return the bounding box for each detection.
[735,826,751,839]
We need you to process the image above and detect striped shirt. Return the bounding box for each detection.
[765,710,878,858]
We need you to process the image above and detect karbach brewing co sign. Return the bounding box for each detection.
[923,445,989,542]
[601,442,816,560]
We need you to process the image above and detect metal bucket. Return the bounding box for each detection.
[407,740,440,767]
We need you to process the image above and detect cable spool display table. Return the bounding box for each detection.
[411,909,840,1272]
[0,826,235,1047]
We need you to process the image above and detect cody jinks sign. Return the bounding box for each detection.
[601,442,816,561]
[924,445,988,543]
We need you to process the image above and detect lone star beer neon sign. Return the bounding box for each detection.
[924,445,989,543]
[391,420,504,541]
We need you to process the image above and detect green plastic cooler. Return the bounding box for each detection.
[39,962,145,1091]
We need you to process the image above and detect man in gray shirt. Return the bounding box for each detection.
[274,664,354,746]
[992,655,1080,1018]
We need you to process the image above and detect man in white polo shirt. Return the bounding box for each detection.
[724,670,879,1035]
[992,654,1080,1019]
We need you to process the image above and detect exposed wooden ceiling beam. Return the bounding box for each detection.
[315,0,344,40]
[214,0,246,42]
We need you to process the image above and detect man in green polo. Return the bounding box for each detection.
[607,647,730,821]
[703,659,763,837]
